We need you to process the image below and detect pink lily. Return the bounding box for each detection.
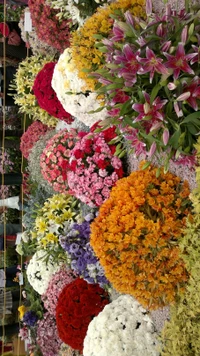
[179,77,200,111]
[116,44,141,86]
[132,92,167,125]
[163,129,169,146]
[124,11,134,27]
[137,47,169,83]
[148,142,157,158]
[191,45,200,65]
[111,22,125,42]
[164,43,196,79]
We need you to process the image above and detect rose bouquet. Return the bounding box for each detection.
[12,55,58,127]
[90,163,192,309]
[59,214,109,286]
[28,0,73,53]
[31,193,82,253]
[20,121,51,159]
[52,48,108,127]
[26,250,61,295]
[41,265,77,316]
[56,278,109,352]
[33,62,73,123]
[37,312,62,356]
[68,129,124,207]
[83,295,160,356]
[70,0,145,91]
[92,3,200,169]
[40,129,78,193]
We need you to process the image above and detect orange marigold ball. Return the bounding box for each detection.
[90,164,192,310]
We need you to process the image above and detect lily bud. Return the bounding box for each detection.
[181,26,188,44]
[148,142,156,158]
[174,102,183,117]
[167,82,177,90]
[176,91,191,101]
[163,129,170,146]
[146,0,152,16]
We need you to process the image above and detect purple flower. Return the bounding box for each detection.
[164,43,196,79]
[137,47,169,83]
[23,311,38,327]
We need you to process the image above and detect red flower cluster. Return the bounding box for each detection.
[56,278,109,352]
[33,62,73,124]
[40,129,78,193]
[28,0,72,53]
[20,120,51,159]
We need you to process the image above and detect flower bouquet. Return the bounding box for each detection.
[20,121,51,159]
[56,278,109,352]
[83,295,159,356]
[26,250,61,295]
[31,193,82,253]
[52,48,108,127]
[92,2,200,169]
[28,0,73,53]
[37,312,62,356]
[33,62,73,123]
[68,129,124,207]
[40,129,78,193]
[90,163,192,309]
[41,265,77,316]
[12,55,58,127]
[59,214,108,286]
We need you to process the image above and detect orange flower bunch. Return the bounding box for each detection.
[90,163,192,309]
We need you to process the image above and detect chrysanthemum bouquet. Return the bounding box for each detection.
[92,2,200,169]
[56,278,109,352]
[59,214,108,286]
[90,163,192,309]
[41,265,77,316]
[37,312,62,356]
[31,193,82,251]
[83,295,160,356]
[33,62,73,123]
[20,121,51,159]
[40,129,78,193]
[12,55,58,127]
[68,129,124,207]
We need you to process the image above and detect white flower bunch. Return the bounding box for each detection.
[26,250,61,295]
[52,48,108,127]
[83,295,160,356]
[47,0,85,25]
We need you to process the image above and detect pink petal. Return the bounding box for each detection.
[176,43,185,58]
[132,103,144,112]
[163,129,169,145]
[176,91,191,101]
[146,47,155,60]
[148,142,156,157]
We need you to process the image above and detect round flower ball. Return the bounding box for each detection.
[33,62,73,123]
[20,120,51,159]
[68,131,124,207]
[83,295,160,356]
[27,250,61,295]
[90,163,192,309]
[37,312,62,356]
[41,265,77,316]
[56,278,109,352]
[40,129,78,193]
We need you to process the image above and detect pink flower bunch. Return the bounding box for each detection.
[28,0,72,53]
[68,131,124,207]
[0,149,14,173]
[36,312,62,356]
[40,129,78,192]
[41,266,77,317]
[20,120,51,159]
[33,62,73,123]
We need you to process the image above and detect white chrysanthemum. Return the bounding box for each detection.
[83,295,160,356]
[26,250,61,295]
[52,48,108,127]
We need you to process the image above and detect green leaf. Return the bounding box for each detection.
[168,129,181,149]
[142,161,151,170]
[181,111,200,125]
[106,83,123,90]
[93,34,104,40]
[150,84,162,104]
[119,99,132,116]
[87,106,105,114]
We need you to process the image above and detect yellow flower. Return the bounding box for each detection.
[18,305,26,320]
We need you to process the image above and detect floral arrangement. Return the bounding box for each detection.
[36,312,62,356]
[26,250,61,295]
[20,121,51,159]
[90,163,192,309]
[19,7,59,56]
[59,213,108,286]
[70,0,146,91]
[83,295,159,356]
[92,4,200,168]
[12,55,58,127]
[27,129,57,195]
[28,0,73,53]
[67,129,124,207]
[52,48,108,127]
[32,62,73,123]
[0,3,25,21]
[31,193,82,250]
[41,265,77,316]
[40,129,78,193]
[0,149,14,173]
[56,278,109,352]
